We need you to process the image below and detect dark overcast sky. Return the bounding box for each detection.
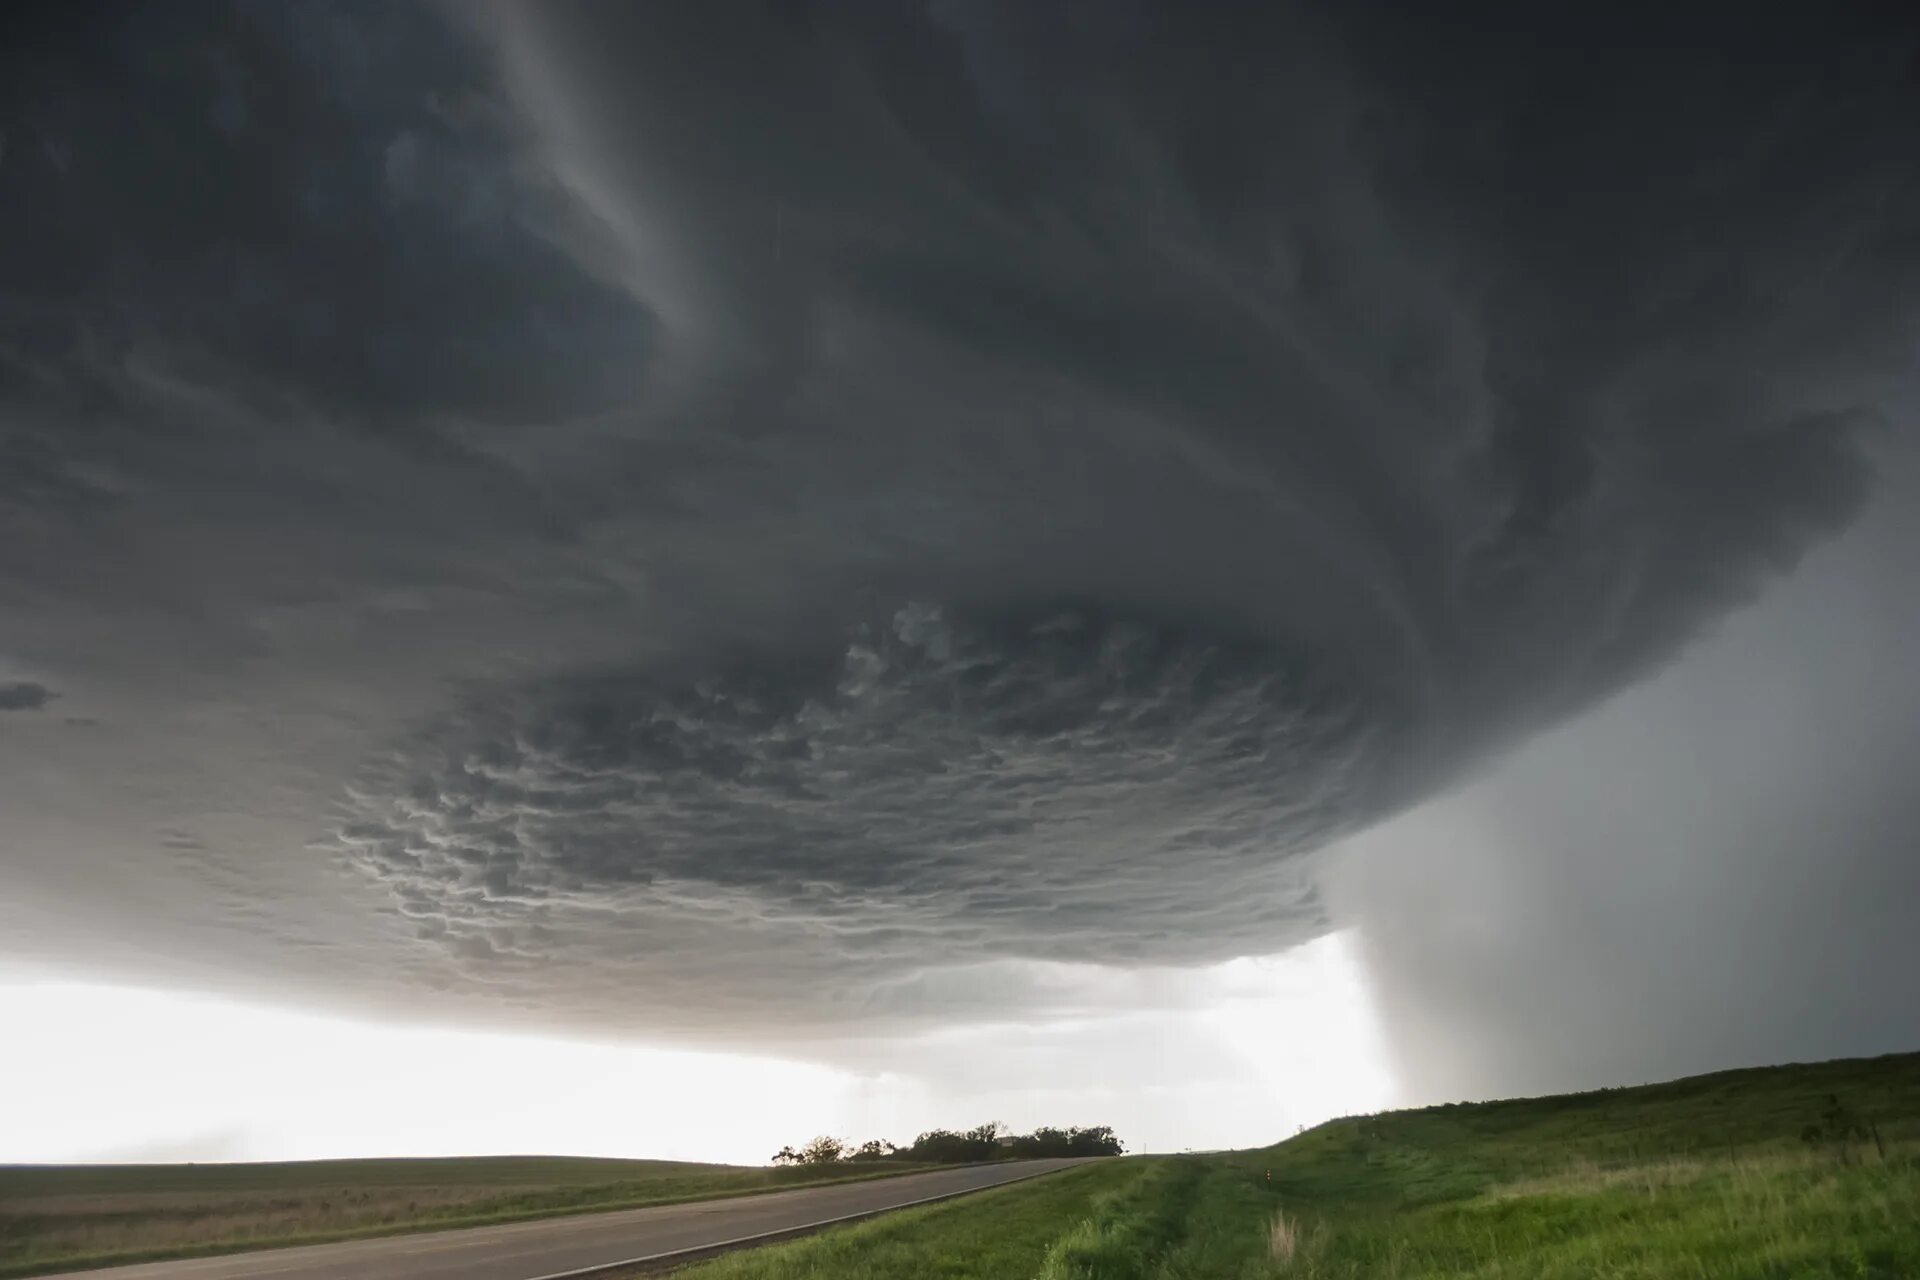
[2,1,1916,1082]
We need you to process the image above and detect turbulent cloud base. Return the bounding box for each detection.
[2,2,1915,1036]
[339,605,1359,1021]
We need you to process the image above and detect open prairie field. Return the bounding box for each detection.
[0,1154,931,1277]
[667,1051,1920,1280]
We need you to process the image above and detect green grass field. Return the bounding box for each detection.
[669,1050,1920,1279]
[9,1052,1913,1279]
[655,1160,1145,1280]
[0,1154,934,1278]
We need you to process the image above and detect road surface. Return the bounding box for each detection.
[53,1159,1099,1280]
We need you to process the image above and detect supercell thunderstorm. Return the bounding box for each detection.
[2,2,1914,1032]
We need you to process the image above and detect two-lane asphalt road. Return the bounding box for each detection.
[55,1159,1099,1280]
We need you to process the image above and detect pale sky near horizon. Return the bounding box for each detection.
[0,933,1394,1164]
[3,1,1918,1167]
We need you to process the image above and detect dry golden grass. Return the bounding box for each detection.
[1268,1209,1300,1263]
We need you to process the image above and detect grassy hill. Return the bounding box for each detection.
[1247,1049,1920,1277]
[666,1050,1920,1280]
[0,1153,933,1278]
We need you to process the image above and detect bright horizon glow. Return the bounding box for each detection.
[0,932,1396,1165]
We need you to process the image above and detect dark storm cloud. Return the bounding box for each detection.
[1328,441,1920,1099]
[0,681,56,711]
[2,2,647,425]
[340,605,1350,1018]
[2,1,1917,1033]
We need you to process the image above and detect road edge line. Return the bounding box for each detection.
[519,1160,1092,1280]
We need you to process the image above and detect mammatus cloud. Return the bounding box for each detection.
[1,2,1915,1035]
[338,606,1357,1023]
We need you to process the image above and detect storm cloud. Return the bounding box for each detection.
[337,605,1357,1023]
[0,681,56,711]
[2,2,1916,1038]
[1328,439,1920,1099]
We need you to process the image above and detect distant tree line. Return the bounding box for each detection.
[771,1122,1123,1166]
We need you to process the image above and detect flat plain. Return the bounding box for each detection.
[0,1155,933,1277]
[10,1051,1915,1279]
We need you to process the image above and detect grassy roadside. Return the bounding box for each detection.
[1241,1049,1920,1279]
[661,1157,1268,1280]
[9,1053,1912,1278]
[661,1160,1144,1280]
[657,1051,1920,1280]
[0,1156,940,1279]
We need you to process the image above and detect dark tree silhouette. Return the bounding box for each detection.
[772,1122,1122,1165]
